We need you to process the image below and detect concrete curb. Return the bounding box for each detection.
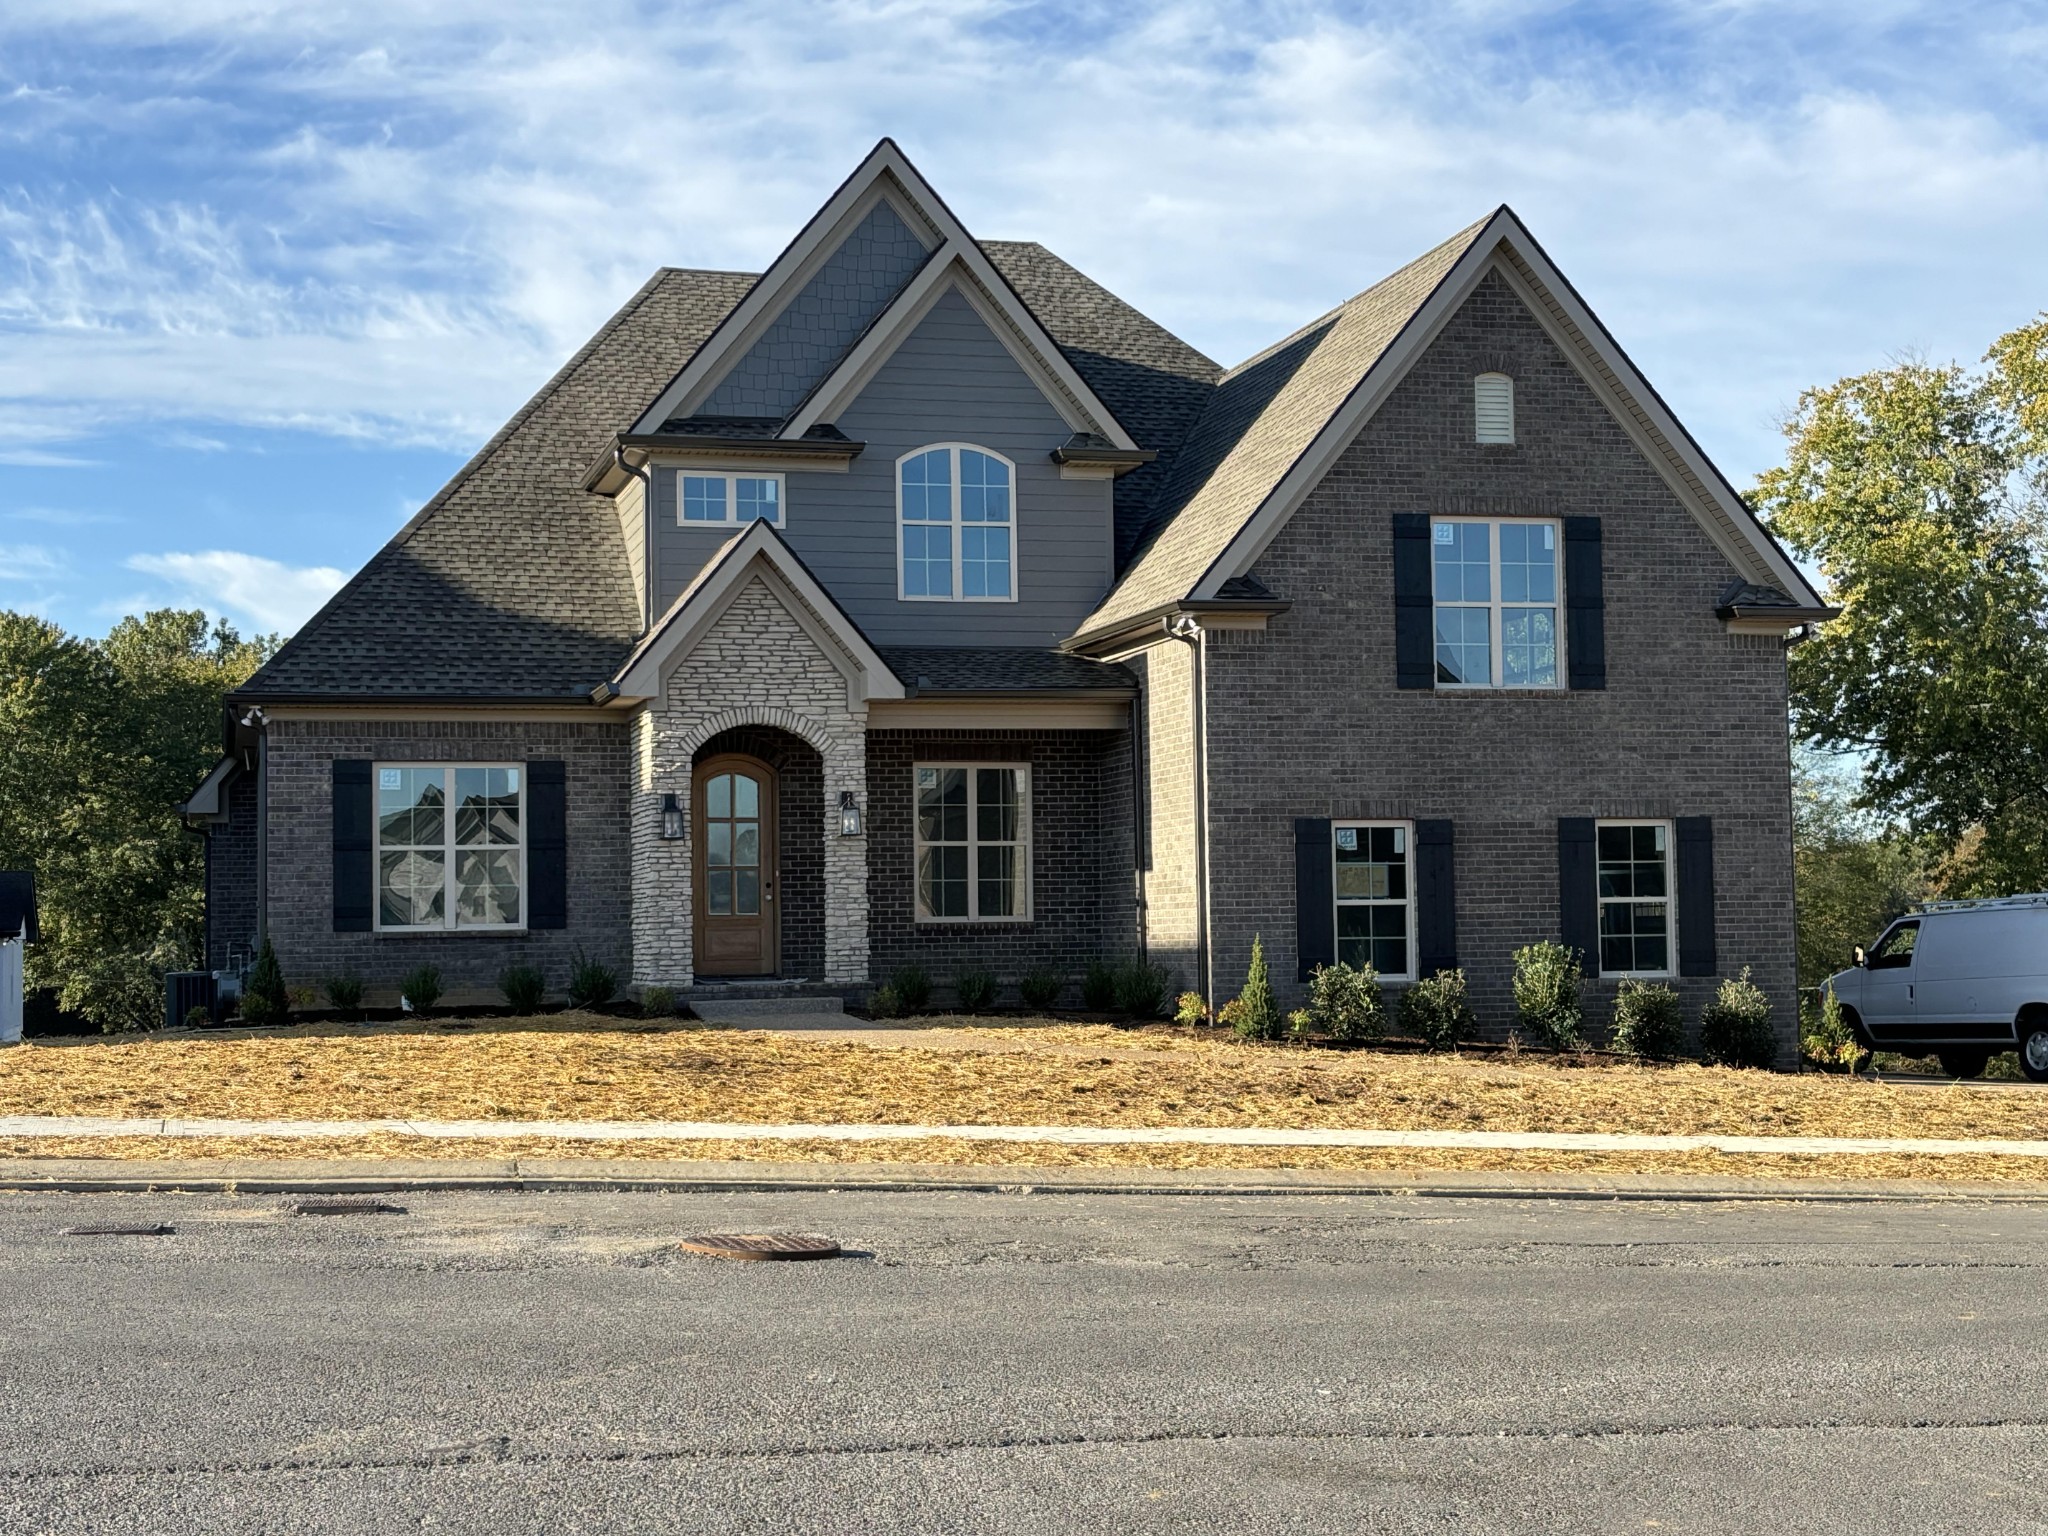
[5,1156,2048,1204]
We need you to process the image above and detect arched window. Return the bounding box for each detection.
[1474,373,1515,444]
[898,444,1015,601]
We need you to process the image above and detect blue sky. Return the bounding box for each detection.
[2,0,2044,638]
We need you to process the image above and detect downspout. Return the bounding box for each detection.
[617,445,656,631]
[1169,615,1211,1010]
[1129,693,1147,967]
[241,706,268,951]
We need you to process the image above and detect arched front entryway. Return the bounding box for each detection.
[693,752,777,976]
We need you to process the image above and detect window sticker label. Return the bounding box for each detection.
[1434,523,1454,544]
[1335,828,1358,851]
[1542,524,1554,550]
[379,768,402,790]
[917,767,937,789]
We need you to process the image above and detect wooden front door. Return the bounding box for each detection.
[693,755,777,976]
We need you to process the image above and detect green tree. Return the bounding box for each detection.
[1756,319,2048,893]
[0,609,272,1030]
[1791,749,1940,988]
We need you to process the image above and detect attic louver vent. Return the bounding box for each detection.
[1475,373,1515,444]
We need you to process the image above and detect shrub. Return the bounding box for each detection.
[1700,966,1777,1069]
[1306,961,1384,1044]
[566,949,619,1010]
[324,973,365,1019]
[1174,991,1209,1027]
[1401,968,1474,1052]
[500,964,547,1015]
[641,985,678,1019]
[1080,960,1118,1012]
[889,965,932,1013]
[1801,983,1866,1072]
[183,1005,213,1030]
[1609,979,1684,1059]
[868,984,904,1020]
[1018,965,1063,1011]
[1513,941,1583,1051]
[1114,961,1169,1019]
[1230,935,1281,1041]
[954,966,998,1013]
[1287,1008,1314,1043]
[239,937,290,1026]
[400,964,443,1014]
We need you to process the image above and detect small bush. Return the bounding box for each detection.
[183,1005,213,1030]
[1114,961,1169,1019]
[868,984,903,1020]
[954,966,998,1013]
[1700,966,1777,1069]
[1019,965,1063,1011]
[889,965,932,1013]
[1306,961,1385,1044]
[400,964,443,1014]
[240,937,290,1026]
[641,985,678,1019]
[566,949,619,1010]
[1174,991,1209,1027]
[500,964,547,1014]
[1287,1008,1314,1043]
[1609,979,1684,1059]
[1230,935,1281,1041]
[1513,941,1583,1051]
[324,973,365,1018]
[1401,969,1474,1052]
[1801,983,1865,1072]
[1080,960,1118,1012]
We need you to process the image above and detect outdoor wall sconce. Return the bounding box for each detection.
[838,790,863,838]
[660,793,685,840]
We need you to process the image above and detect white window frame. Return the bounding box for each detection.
[913,762,1032,924]
[1430,516,1566,691]
[1332,820,1417,982]
[895,443,1019,603]
[675,469,785,526]
[1475,372,1515,444]
[1595,818,1674,979]
[373,762,528,933]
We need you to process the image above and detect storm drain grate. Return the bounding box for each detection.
[281,1196,406,1217]
[60,1223,173,1237]
[678,1233,841,1262]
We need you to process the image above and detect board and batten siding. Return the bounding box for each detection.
[651,285,1116,647]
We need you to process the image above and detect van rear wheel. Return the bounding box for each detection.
[2021,1027,2048,1084]
[1937,1049,1991,1081]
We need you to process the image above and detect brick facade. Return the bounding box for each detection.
[203,767,260,972]
[865,727,1137,1001]
[1183,268,1798,1058]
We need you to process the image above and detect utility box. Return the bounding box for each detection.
[165,972,221,1030]
[0,872,37,1046]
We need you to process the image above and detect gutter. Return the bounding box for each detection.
[1062,598,1292,659]
[581,431,867,494]
[229,692,607,708]
[613,444,656,633]
[1168,614,1213,1012]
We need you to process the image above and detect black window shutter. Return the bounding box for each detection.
[1295,818,1335,982]
[1414,819,1456,977]
[332,760,372,933]
[1558,817,1599,977]
[528,760,568,930]
[1677,816,1716,977]
[1393,513,1434,690]
[1563,517,1605,691]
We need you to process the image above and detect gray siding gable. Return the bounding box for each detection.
[655,283,1115,648]
[697,198,933,421]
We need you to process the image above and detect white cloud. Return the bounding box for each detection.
[0,543,65,579]
[124,550,347,632]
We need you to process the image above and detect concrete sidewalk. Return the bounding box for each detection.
[8,1112,2048,1159]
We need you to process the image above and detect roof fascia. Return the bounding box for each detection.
[630,145,942,434]
[180,753,238,820]
[612,521,906,707]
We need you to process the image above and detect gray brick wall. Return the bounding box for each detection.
[865,728,1138,999]
[263,716,631,1004]
[204,767,259,972]
[1196,268,1798,1058]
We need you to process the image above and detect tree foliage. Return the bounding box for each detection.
[0,608,272,1030]
[1756,318,2048,892]
[1791,749,1939,988]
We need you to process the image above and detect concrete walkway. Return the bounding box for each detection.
[6,1114,2048,1158]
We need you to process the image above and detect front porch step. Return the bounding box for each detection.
[679,987,848,1018]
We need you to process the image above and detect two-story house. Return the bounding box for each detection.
[184,140,1830,1052]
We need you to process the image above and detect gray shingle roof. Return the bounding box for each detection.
[239,267,758,699]
[1077,217,1494,640]
[879,648,1135,695]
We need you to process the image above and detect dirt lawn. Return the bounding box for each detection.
[4,1013,2048,1181]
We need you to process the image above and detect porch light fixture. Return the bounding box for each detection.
[838,790,863,838]
[660,793,685,840]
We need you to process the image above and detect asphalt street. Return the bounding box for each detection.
[2,1187,2044,1534]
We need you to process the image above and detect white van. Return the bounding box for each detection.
[1828,895,2048,1080]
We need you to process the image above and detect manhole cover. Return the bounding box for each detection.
[59,1223,173,1237]
[281,1196,406,1216]
[678,1233,841,1262]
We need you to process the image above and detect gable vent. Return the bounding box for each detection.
[1474,373,1515,444]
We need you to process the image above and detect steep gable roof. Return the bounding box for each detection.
[238,268,756,701]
